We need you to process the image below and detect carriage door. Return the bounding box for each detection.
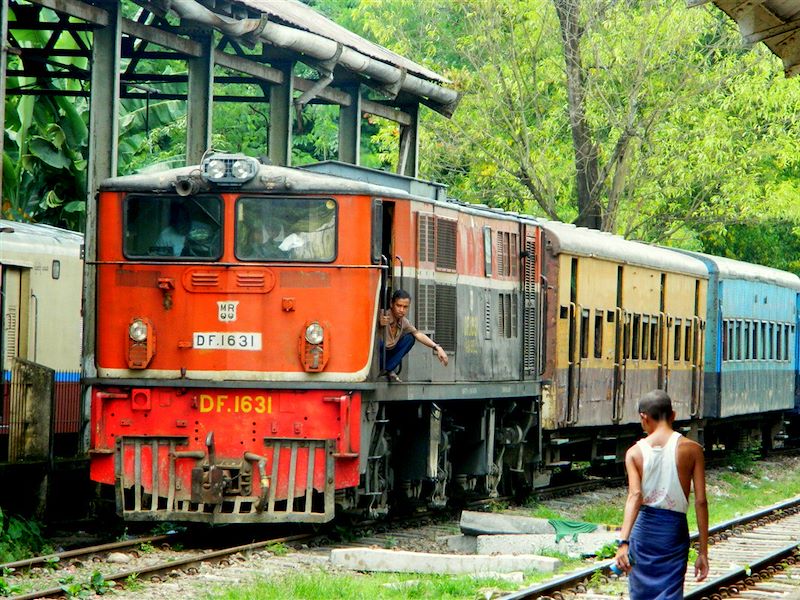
[612,266,625,422]
[522,225,540,380]
[2,266,31,423]
[657,273,668,390]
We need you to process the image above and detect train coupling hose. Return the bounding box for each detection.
[244,452,270,512]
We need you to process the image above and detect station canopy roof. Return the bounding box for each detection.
[708,0,800,76]
[144,0,459,115]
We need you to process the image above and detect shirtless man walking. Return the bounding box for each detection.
[614,389,709,600]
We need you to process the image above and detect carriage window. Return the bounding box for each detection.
[786,324,792,361]
[124,195,222,259]
[684,322,692,362]
[235,197,337,262]
[632,314,641,360]
[777,325,783,361]
[623,314,631,359]
[744,321,751,360]
[736,320,742,360]
[650,318,659,360]
[594,312,603,359]
[674,319,682,361]
[641,316,650,361]
[768,323,774,360]
[580,309,590,359]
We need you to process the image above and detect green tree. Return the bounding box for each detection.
[348,0,800,246]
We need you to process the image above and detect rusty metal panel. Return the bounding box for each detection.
[7,359,54,463]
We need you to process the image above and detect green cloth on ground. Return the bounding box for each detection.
[547,518,599,542]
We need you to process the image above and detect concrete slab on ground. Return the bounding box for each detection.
[441,534,478,553]
[460,510,555,535]
[329,548,560,574]
[476,532,618,558]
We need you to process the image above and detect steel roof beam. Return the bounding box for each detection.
[25,0,109,25]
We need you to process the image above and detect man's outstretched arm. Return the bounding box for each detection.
[412,330,448,366]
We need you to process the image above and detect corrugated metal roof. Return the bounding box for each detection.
[710,0,800,76]
[230,0,447,83]
[540,220,709,277]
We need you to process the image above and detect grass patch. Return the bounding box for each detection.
[580,504,623,526]
[697,464,800,525]
[205,571,523,600]
[523,501,561,520]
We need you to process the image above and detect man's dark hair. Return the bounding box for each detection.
[391,289,411,304]
[638,389,673,421]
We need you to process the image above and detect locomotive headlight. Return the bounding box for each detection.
[231,158,257,180]
[127,317,156,370]
[205,159,227,180]
[129,319,149,342]
[299,320,330,372]
[201,154,259,185]
[305,322,324,345]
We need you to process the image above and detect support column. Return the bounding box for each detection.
[338,84,361,165]
[0,0,10,203]
[397,104,419,178]
[186,32,214,164]
[82,2,121,451]
[269,61,294,166]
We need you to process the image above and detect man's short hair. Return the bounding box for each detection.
[638,389,673,421]
[391,289,411,304]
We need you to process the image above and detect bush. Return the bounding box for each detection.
[0,508,47,562]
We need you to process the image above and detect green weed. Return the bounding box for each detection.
[0,508,46,563]
[383,536,398,549]
[138,541,155,553]
[266,542,289,556]
[726,444,761,474]
[124,573,143,592]
[58,571,112,598]
[595,541,619,559]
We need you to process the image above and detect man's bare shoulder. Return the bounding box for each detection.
[678,436,704,453]
[678,436,705,468]
[626,443,643,461]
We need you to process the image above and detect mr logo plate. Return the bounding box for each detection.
[218,301,239,322]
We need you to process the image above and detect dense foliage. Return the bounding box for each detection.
[3,0,800,270]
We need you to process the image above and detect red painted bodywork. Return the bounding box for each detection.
[89,190,380,503]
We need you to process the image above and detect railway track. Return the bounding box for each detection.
[5,533,312,600]
[501,496,800,599]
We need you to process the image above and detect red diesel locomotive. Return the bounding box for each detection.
[87,155,541,523]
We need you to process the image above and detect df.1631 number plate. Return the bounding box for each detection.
[193,332,262,350]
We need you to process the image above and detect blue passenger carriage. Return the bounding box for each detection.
[683,253,800,450]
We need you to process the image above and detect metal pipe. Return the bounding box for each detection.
[165,0,459,113]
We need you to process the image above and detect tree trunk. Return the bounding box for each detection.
[554,0,602,230]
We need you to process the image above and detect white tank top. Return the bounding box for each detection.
[636,431,689,513]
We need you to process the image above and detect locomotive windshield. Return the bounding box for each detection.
[123,196,222,260]
[235,197,337,262]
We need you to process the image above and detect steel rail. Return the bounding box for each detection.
[9,533,311,600]
[499,495,800,600]
[0,533,174,571]
[684,542,799,600]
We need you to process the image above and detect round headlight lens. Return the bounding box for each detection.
[231,159,254,180]
[129,319,148,342]
[206,159,227,180]
[305,322,324,345]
